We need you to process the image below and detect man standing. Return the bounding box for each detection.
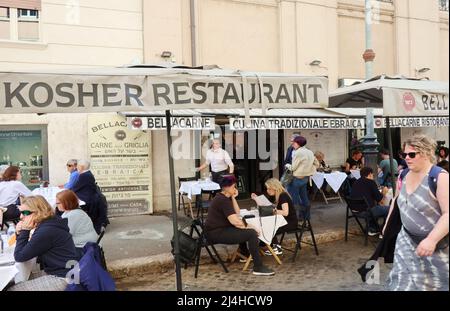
[63,159,79,190]
[283,134,299,170]
[286,136,319,220]
[378,149,398,187]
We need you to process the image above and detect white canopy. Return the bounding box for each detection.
[329,75,449,117]
[0,65,328,114]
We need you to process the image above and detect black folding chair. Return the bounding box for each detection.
[344,196,380,246]
[96,226,107,270]
[279,215,319,262]
[178,176,197,217]
[188,219,228,278]
[196,189,215,224]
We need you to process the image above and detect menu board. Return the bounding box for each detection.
[88,115,152,216]
[284,129,347,168]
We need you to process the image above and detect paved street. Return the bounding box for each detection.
[116,238,390,291]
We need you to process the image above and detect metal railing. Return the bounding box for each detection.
[439,0,449,11]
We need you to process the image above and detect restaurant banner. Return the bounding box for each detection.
[229,118,365,130]
[374,116,449,128]
[0,72,328,113]
[127,116,215,130]
[383,88,449,117]
[88,114,152,216]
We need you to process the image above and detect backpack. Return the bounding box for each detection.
[398,165,444,197]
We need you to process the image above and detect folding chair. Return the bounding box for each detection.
[279,217,319,262]
[196,189,215,224]
[186,219,228,278]
[178,176,197,217]
[96,226,107,270]
[344,196,380,246]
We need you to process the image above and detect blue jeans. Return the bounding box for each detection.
[287,177,310,220]
[369,205,389,231]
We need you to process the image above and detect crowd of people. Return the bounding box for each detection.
[195,133,448,290]
[0,158,109,291]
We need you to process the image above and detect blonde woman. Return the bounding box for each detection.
[251,178,298,255]
[387,135,449,291]
[9,195,79,291]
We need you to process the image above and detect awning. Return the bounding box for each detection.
[0,66,328,114]
[329,75,449,117]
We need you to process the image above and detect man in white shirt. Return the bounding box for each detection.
[196,139,234,184]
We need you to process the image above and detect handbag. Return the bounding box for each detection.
[170,230,199,264]
[258,205,275,217]
[281,169,293,186]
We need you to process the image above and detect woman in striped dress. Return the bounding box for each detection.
[386,135,449,291]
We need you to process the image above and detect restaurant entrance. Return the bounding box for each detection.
[213,122,276,199]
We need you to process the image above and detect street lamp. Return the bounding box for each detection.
[361,0,380,180]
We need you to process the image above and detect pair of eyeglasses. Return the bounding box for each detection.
[66,164,73,167]
[20,210,33,216]
[401,152,420,159]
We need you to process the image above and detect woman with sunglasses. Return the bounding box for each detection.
[386,135,449,291]
[56,190,98,257]
[8,195,79,291]
[0,166,32,225]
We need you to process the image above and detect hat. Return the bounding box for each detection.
[219,175,237,188]
[293,136,307,147]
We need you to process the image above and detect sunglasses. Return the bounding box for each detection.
[20,210,33,216]
[401,152,420,159]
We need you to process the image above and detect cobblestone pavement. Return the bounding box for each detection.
[116,238,391,291]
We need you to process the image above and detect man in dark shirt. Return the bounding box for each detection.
[205,175,274,276]
[345,150,364,173]
[350,167,389,235]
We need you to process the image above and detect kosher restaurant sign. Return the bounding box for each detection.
[229,118,365,130]
[0,71,328,113]
[383,88,448,117]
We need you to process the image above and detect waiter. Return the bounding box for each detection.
[196,139,234,184]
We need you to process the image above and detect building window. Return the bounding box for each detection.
[0,0,41,42]
[440,0,449,11]
[0,7,9,39]
[18,8,38,18]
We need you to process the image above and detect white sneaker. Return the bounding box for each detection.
[264,246,282,256]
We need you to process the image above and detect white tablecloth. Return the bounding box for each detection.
[0,247,36,290]
[243,210,287,245]
[179,180,221,200]
[350,169,361,179]
[312,172,348,193]
[32,187,85,208]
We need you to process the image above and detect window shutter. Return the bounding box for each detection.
[0,0,41,10]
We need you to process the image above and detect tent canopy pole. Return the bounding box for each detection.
[166,109,183,291]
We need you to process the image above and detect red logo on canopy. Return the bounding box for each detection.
[402,92,415,111]
[375,118,382,127]
[132,118,143,128]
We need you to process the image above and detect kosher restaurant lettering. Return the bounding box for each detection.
[0,72,328,113]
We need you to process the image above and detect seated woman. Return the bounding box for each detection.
[9,195,79,291]
[56,190,98,257]
[0,166,32,224]
[251,178,298,256]
[204,175,274,276]
[314,151,331,173]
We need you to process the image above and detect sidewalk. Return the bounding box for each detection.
[103,199,366,279]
